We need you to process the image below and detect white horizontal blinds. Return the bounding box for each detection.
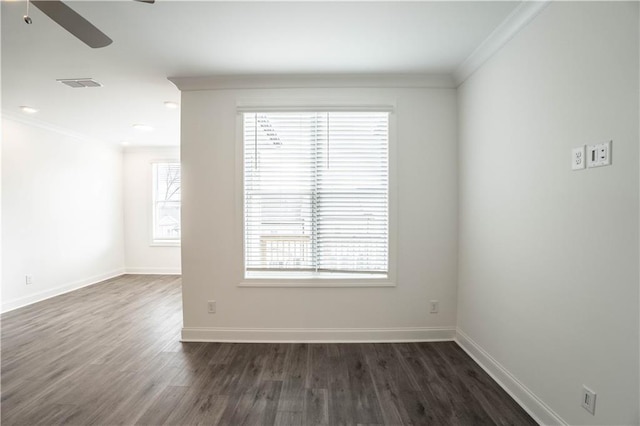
[243,112,389,275]
[244,113,316,271]
[316,112,388,273]
[153,162,181,241]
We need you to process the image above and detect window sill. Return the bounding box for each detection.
[239,271,395,288]
[150,241,181,247]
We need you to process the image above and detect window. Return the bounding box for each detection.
[243,112,389,279]
[152,162,181,245]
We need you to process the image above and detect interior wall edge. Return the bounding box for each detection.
[455,328,568,426]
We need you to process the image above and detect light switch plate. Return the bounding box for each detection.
[587,140,612,168]
[572,146,586,170]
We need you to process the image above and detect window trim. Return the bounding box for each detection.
[235,102,397,288]
[150,160,182,247]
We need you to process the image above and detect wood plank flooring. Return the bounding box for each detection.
[1,275,537,425]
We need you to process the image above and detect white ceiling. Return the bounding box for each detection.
[1,1,519,146]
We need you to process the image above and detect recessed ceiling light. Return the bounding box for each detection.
[20,106,38,114]
[132,124,153,131]
[164,101,179,109]
[121,140,131,146]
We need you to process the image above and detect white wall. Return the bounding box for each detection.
[179,85,458,341]
[457,2,639,425]
[123,147,181,274]
[1,118,125,311]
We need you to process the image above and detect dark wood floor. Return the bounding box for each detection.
[1,275,536,425]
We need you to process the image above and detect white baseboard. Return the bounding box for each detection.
[181,326,456,343]
[125,267,182,275]
[1,268,126,313]
[455,328,567,426]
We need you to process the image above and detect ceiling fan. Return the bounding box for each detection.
[25,0,154,49]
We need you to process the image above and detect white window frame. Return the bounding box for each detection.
[235,102,397,288]
[150,160,181,247]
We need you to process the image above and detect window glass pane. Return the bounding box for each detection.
[243,112,388,276]
[316,112,388,273]
[153,163,181,242]
[244,113,315,270]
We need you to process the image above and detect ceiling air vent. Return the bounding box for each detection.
[57,78,102,88]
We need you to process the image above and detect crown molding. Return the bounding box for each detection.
[454,1,551,86]
[1,111,121,151]
[168,73,456,92]
[122,145,180,153]
[2,112,180,151]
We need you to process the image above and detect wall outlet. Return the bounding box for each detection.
[207,300,216,313]
[429,300,439,314]
[571,146,586,170]
[587,140,612,168]
[581,386,596,415]
[25,275,33,285]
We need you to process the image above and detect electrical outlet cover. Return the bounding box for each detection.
[572,146,586,170]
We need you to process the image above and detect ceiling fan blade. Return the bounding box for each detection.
[134,0,155,3]
[31,1,112,48]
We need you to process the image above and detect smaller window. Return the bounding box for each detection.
[152,162,181,245]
